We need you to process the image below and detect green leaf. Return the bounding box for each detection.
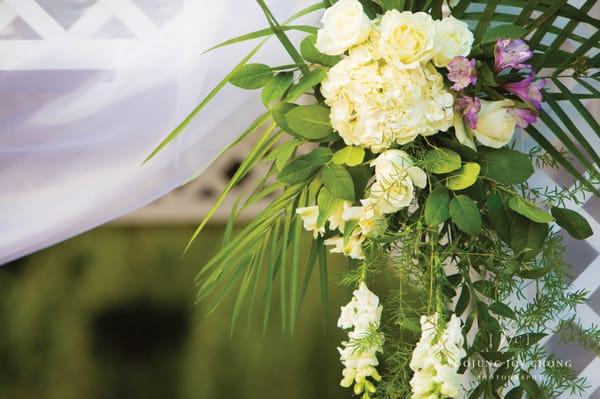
[321,164,356,201]
[455,286,471,316]
[435,136,478,161]
[272,102,297,134]
[486,192,513,244]
[450,195,482,236]
[261,72,293,106]
[265,139,299,171]
[520,371,544,397]
[205,25,317,53]
[505,387,524,399]
[285,68,328,101]
[381,0,406,11]
[510,215,548,261]
[552,207,593,240]
[277,159,314,184]
[301,147,333,166]
[446,162,481,191]
[300,35,341,67]
[424,186,451,227]
[481,24,527,44]
[285,104,333,140]
[230,63,273,89]
[478,149,534,185]
[473,280,497,299]
[489,302,517,320]
[508,197,554,223]
[424,148,462,174]
[317,187,342,228]
[332,146,365,167]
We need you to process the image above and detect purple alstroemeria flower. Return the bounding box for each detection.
[510,108,538,128]
[504,74,546,110]
[455,96,481,129]
[447,56,477,91]
[494,39,534,72]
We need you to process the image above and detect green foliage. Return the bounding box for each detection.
[261,72,294,106]
[321,164,356,201]
[332,146,365,167]
[450,195,482,236]
[424,148,462,174]
[481,24,527,44]
[508,197,555,224]
[446,162,481,191]
[230,63,274,89]
[300,35,341,67]
[424,186,451,227]
[478,149,534,185]
[284,104,333,140]
[551,207,593,240]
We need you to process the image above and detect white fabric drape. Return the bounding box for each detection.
[0,0,313,264]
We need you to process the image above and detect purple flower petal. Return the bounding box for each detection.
[455,96,481,129]
[510,108,538,128]
[447,56,478,91]
[495,39,533,72]
[504,74,546,110]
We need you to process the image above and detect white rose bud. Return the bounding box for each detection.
[433,16,474,67]
[471,99,517,149]
[316,0,372,56]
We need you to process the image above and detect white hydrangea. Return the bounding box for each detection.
[321,42,454,152]
[337,282,384,398]
[409,313,467,399]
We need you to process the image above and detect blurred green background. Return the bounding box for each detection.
[0,226,352,399]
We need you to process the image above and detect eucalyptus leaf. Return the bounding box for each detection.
[230,63,273,89]
[489,302,517,320]
[510,215,548,261]
[508,197,554,224]
[277,159,314,184]
[321,164,356,201]
[261,72,293,106]
[478,149,534,185]
[332,146,365,167]
[551,207,593,240]
[447,162,481,191]
[424,186,451,227]
[272,102,297,134]
[486,192,514,244]
[424,148,462,174]
[285,104,333,140]
[450,195,482,236]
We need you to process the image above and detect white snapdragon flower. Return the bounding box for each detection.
[368,150,427,214]
[337,282,384,398]
[316,0,372,56]
[433,16,474,67]
[379,10,436,69]
[295,206,325,238]
[409,313,466,399]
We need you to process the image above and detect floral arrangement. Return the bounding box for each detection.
[148,0,600,398]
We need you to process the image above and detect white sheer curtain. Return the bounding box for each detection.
[0,0,313,264]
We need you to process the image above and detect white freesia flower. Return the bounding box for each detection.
[433,16,474,67]
[379,10,436,69]
[324,230,365,259]
[316,0,372,56]
[471,99,517,148]
[343,199,387,237]
[409,313,466,399]
[337,282,384,398]
[368,150,427,214]
[295,206,325,238]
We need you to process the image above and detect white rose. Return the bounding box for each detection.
[471,99,517,148]
[379,10,436,69]
[433,16,474,67]
[316,0,372,56]
[371,150,428,189]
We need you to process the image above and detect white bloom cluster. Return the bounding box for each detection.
[317,2,474,152]
[337,282,384,398]
[409,313,467,399]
